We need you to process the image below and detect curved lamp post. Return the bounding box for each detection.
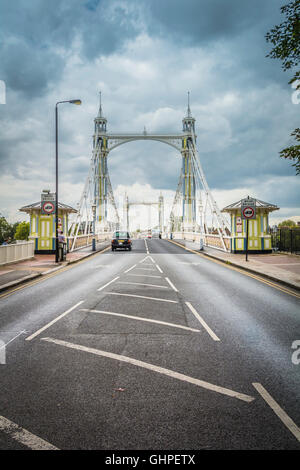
[55,99,82,263]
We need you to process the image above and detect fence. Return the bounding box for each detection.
[271,228,300,254]
[68,233,113,251]
[172,232,231,251]
[0,241,35,265]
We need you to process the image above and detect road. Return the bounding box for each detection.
[0,237,299,450]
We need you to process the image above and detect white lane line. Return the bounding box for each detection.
[105,292,178,303]
[155,264,163,273]
[0,415,58,450]
[25,301,84,342]
[0,330,27,350]
[117,281,169,289]
[185,302,220,342]
[165,277,178,292]
[135,267,157,271]
[97,276,119,291]
[139,256,150,263]
[124,264,137,273]
[144,239,149,254]
[127,274,162,279]
[41,337,254,403]
[252,383,300,442]
[81,309,201,333]
[148,256,155,263]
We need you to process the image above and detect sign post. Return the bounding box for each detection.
[241,197,256,262]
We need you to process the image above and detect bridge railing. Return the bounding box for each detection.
[171,232,231,251]
[68,233,113,252]
[0,241,35,266]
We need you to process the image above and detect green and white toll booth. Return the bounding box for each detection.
[222,197,279,253]
[19,194,77,254]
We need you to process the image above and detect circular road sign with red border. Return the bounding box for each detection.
[242,206,255,219]
[41,201,55,214]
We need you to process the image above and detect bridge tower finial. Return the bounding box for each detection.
[94,91,107,135]
[182,91,195,134]
[187,91,191,117]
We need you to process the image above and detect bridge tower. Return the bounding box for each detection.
[93,92,109,230]
[181,92,196,231]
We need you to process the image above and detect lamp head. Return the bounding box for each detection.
[69,99,82,105]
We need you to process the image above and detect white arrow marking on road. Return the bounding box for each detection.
[41,337,255,403]
[0,415,58,450]
[80,308,201,333]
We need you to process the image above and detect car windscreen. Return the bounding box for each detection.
[114,232,129,238]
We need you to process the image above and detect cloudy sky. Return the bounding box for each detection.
[0,0,299,229]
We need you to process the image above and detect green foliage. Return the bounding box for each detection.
[15,222,30,240]
[0,217,12,244]
[266,1,300,174]
[278,219,297,227]
[279,128,300,174]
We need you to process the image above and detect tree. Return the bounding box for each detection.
[0,217,11,244]
[278,219,297,227]
[266,0,300,173]
[15,222,30,240]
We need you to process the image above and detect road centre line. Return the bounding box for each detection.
[124,264,137,273]
[105,292,178,303]
[165,277,178,292]
[25,300,85,341]
[127,274,162,278]
[80,309,201,333]
[97,276,119,291]
[144,240,149,254]
[252,383,300,442]
[155,264,163,273]
[117,281,169,289]
[41,337,255,403]
[0,415,58,450]
[185,302,220,342]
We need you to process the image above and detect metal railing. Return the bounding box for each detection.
[271,228,300,254]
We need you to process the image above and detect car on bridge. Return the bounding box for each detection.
[111,231,132,251]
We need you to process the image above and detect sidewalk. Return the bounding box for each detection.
[0,240,110,293]
[170,239,300,291]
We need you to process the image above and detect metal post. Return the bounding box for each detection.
[92,204,96,251]
[55,104,59,263]
[245,219,249,262]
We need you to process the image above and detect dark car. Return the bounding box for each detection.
[111,231,132,251]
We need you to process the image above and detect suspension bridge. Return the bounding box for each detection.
[70,93,230,251]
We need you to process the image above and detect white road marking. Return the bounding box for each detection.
[144,239,149,254]
[117,281,169,289]
[148,256,155,263]
[0,415,58,450]
[41,337,255,403]
[165,277,178,292]
[139,256,150,263]
[81,309,201,333]
[97,276,119,291]
[105,292,178,303]
[155,264,163,273]
[185,302,220,342]
[25,301,84,342]
[0,330,27,350]
[252,383,300,442]
[127,274,162,279]
[135,267,157,271]
[124,264,137,273]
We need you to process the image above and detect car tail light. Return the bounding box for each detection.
[128,239,131,243]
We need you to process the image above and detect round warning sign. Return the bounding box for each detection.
[41,201,55,214]
[242,206,255,219]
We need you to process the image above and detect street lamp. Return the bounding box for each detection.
[92,203,97,251]
[55,99,82,263]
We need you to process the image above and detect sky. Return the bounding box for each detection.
[0,0,299,230]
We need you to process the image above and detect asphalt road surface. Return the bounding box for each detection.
[0,238,299,450]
